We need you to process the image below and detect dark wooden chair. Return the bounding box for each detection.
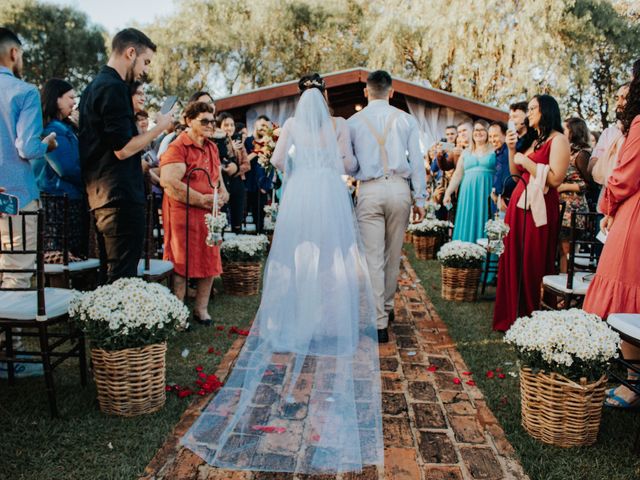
[137,193,174,287]
[541,210,599,310]
[41,193,99,290]
[0,208,87,417]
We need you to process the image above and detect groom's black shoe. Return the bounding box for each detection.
[388,310,395,323]
[377,327,389,344]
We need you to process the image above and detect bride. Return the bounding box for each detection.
[181,74,383,474]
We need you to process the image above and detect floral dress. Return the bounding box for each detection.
[559,148,590,238]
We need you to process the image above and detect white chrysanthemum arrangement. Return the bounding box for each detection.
[437,240,486,269]
[69,278,190,350]
[205,211,228,246]
[504,309,620,381]
[484,218,510,256]
[221,234,269,262]
[407,219,452,237]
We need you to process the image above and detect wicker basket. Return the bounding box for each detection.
[222,260,262,296]
[91,343,167,417]
[520,368,607,447]
[404,231,412,244]
[441,265,481,301]
[412,234,438,260]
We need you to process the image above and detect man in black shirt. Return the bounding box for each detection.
[79,28,173,283]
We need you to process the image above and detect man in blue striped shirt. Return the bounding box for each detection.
[0,27,56,291]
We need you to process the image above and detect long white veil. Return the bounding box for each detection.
[181,88,383,474]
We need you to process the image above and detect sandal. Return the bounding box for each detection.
[604,393,640,409]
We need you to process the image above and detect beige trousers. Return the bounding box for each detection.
[356,177,412,329]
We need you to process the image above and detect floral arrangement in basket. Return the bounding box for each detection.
[205,211,228,246]
[221,234,269,262]
[504,309,620,382]
[69,278,190,351]
[484,217,510,256]
[436,240,486,269]
[253,123,280,174]
[407,218,451,237]
[425,200,439,219]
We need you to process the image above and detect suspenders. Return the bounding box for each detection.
[360,112,399,178]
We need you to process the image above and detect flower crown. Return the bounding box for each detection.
[302,78,325,90]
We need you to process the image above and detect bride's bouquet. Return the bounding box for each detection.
[253,123,280,175]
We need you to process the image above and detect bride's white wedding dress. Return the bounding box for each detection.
[181,89,383,474]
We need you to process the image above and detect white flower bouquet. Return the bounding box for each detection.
[437,240,486,269]
[484,218,510,256]
[205,211,228,246]
[69,278,190,351]
[263,203,278,232]
[504,309,620,381]
[408,219,452,237]
[221,234,269,262]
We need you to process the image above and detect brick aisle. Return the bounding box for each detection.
[142,257,528,480]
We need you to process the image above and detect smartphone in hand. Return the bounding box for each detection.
[0,192,19,215]
[160,95,178,115]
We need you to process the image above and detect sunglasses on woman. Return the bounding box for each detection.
[198,118,215,126]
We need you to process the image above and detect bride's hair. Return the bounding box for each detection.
[298,73,325,93]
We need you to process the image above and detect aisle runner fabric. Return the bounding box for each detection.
[143,257,527,480]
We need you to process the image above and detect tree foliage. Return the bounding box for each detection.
[0,0,107,89]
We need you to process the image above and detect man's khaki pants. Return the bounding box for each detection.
[356,177,412,330]
[0,199,38,349]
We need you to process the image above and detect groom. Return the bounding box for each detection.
[348,70,427,343]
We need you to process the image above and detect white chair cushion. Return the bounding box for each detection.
[45,258,100,274]
[137,259,174,277]
[0,288,73,321]
[476,238,488,247]
[607,314,640,341]
[574,255,597,268]
[542,272,593,295]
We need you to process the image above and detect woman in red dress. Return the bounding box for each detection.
[493,95,570,331]
[160,101,229,325]
[583,60,640,407]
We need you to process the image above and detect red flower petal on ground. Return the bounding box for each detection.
[195,380,204,387]
[251,425,286,434]
[178,389,193,398]
[311,434,321,442]
[453,377,462,385]
[165,385,173,391]
[195,365,204,372]
[198,372,207,379]
[462,371,472,376]
[427,365,438,372]
[498,373,506,379]
[207,347,215,354]
[486,370,495,378]
[197,389,206,396]
[495,367,503,372]
[206,374,220,383]
[173,385,183,391]
[229,326,250,336]
[216,326,225,331]
[466,380,476,386]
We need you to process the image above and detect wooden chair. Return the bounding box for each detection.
[477,195,499,296]
[137,193,174,287]
[606,314,640,450]
[0,208,87,417]
[541,210,599,310]
[41,194,100,290]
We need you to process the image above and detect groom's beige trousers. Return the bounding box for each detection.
[356,176,412,329]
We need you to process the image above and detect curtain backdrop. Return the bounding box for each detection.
[405,98,472,154]
[245,96,298,133]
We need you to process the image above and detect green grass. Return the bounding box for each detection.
[407,245,640,480]
[0,282,259,480]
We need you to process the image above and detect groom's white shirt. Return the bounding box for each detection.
[348,99,427,207]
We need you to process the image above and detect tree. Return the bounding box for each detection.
[1,0,107,89]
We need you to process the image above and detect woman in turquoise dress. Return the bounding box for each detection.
[444,119,497,244]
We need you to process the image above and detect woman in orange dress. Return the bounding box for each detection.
[583,59,640,407]
[160,101,229,325]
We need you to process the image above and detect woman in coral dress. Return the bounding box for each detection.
[583,64,640,407]
[160,101,229,325]
[493,95,570,331]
